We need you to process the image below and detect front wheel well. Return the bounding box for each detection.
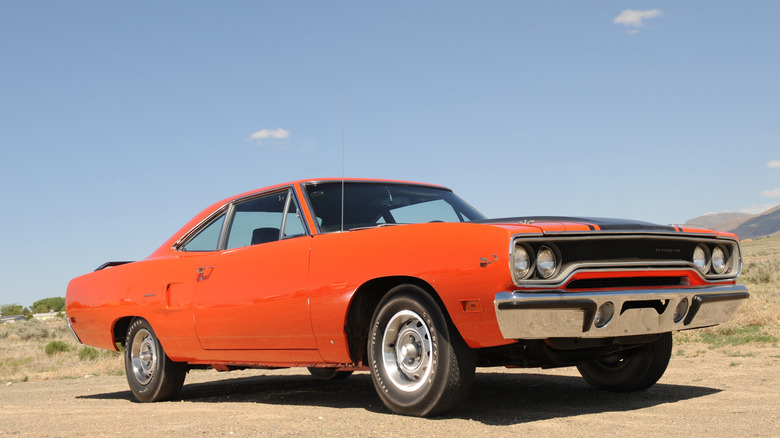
[344,276,450,364]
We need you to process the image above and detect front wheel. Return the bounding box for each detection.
[368,285,476,417]
[125,318,187,402]
[576,332,673,392]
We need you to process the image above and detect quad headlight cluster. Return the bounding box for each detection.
[510,237,739,285]
[512,243,560,281]
[692,244,731,275]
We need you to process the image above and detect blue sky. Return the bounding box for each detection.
[1,2,778,307]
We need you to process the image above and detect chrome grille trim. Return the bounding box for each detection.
[509,234,742,287]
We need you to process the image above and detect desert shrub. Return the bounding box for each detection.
[742,260,779,284]
[78,346,100,361]
[14,320,51,340]
[52,320,72,338]
[44,340,71,356]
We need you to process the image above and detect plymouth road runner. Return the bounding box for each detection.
[66,179,749,416]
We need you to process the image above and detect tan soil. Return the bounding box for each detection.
[1,342,777,437]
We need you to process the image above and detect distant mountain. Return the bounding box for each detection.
[685,205,780,239]
[730,205,780,239]
[685,212,753,230]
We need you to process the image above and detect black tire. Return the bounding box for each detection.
[576,332,673,392]
[124,318,187,402]
[307,367,354,380]
[367,285,476,417]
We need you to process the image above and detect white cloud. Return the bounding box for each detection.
[760,188,780,198]
[250,128,290,144]
[767,160,780,168]
[614,9,663,31]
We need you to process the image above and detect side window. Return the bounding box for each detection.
[180,213,226,252]
[283,201,306,238]
[226,193,287,249]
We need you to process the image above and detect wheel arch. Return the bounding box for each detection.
[112,316,135,349]
[344,276,454,364]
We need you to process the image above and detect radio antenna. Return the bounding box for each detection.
[341,93,345,233]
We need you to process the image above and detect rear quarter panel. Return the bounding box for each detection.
[66,265,135,350]
[65,258,199,355]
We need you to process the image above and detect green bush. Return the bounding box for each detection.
[31,297,66,313]
[78,346,100,361]
[44,340,70,356]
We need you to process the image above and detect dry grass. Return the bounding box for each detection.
[676,235,780,345]
[0,319,123,382]
[2,236,779,383]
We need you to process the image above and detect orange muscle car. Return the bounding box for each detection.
[66,179,749,416]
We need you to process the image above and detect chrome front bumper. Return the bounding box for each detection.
[494,284,749,339]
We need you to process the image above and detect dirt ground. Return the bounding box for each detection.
[1,343,777,437]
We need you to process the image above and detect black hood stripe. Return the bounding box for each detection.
[476,216,679,233]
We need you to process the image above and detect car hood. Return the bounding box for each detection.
[474,216,696,234]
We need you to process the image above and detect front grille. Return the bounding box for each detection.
[566,276,686,290]
[556,238,695,265]
[511,234,740,285]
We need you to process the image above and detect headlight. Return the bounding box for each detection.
[536,246,557,278]
[692,245,708,273]
[513,245,531,279]
[711,246,728,274]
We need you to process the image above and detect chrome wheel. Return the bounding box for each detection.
[130,328,158,386]
[368,285,476,416]
[381,310,433,392]
[124,318,187,402]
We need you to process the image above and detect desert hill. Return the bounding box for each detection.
[686,204,780,239]
[686,212,753,230]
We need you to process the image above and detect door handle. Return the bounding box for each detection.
[196,266,214,281]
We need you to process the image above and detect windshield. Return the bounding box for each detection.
[304,182,486,233]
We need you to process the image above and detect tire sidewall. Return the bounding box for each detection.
[368,287,453,415]
[125,318,167,402]
[577,332,673,391]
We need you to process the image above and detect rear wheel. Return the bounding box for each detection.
[576,332,673,391]
[125,318,187,402]
[368,285,475,417]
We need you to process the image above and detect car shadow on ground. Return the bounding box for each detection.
[78,371,720,425]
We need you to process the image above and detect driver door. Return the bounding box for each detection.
[188,188,315,350]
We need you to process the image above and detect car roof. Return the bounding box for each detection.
[149,178,451,256]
